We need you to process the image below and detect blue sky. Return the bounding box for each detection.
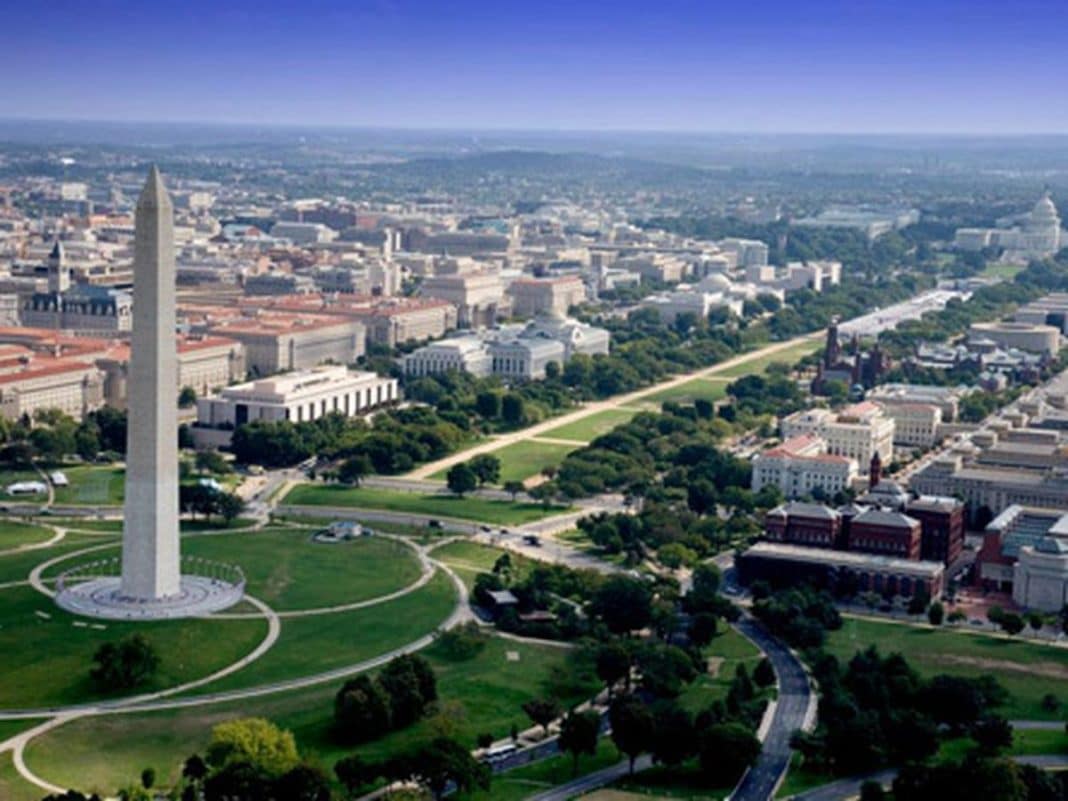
[2,0,1067,133]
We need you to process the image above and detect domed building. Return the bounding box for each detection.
[954,192,1065,261]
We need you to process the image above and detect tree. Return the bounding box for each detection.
[205,718,299,777]
[334,675,392,743]
[91,634,160,690]
[140,768,155,790]
[522,697,561,736]
[334,754,372,796]
[973,715,1014,754]
[651,704,694,767]
[178,386,198,408]
[446,462,478,497]
[503,480,525,501]
[1028,612,1045,634]
[381,654,437,724]
[558,710,600,775]
[753,657,776,688]
[588,575,653,635]
[859,780,887,801]
[216,492,245,526]
[609,697,654,774]
[474,391,501,419]
[928,601,945,626]
[407,737,490,801]
[501,393,526,426]
[469,454,501,486]
[183,754,209,782]
[203,761,273,801]
[337,453,372,486]
[697,723,761,785]
[999,612,1025,637]
[595,642,631,696]
[273,763,332,801]
[689,612,719,648]
[195,449,230,474]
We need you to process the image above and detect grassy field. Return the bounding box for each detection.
[185,569,457,694]
[0,585,267,709]
[26,635,581,794]
[540,408,641,443]
[0,754,42,801]
[827,616,1068,720]
[284,483,569,524]
[61,517,257,533]
[431,539,534,590]
[678,628,764,715]
[51,466,126,506]
[643,377,730,406]
[981,262,1026,280]
[181,529,423,611]
[0,520,54,550]
[713,339,821,378]
[488,439,582,483]
[0,532,115,584]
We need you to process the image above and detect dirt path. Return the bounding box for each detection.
[406,333,820,479]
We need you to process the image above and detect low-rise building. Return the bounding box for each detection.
[1014,538,1068,612]
[194,364,398,447]
[507,275,586,318]
[781,402,895,466]
[905,496,966,565]
[0,354,105,421]
[763,501,843,548]
[751,434,858,499]
[206,314,365,376]
[968,321,1061,357]
[877,402,943,448]
[402,336,494,378]
[737,542,944,599]
[848,507,922,560]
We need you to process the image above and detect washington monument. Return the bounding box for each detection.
[120,166,181,600]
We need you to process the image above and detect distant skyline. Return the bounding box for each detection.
[3,0,1068,134]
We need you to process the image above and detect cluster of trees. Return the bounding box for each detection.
[170,718,332,801]
[90,634,160,691]
[333,654,438,744]
[751,583,843,650]
[334,736,490,800]
[794,646,1011,777]
[444,453,502,496]
[886,752,1068,801]
[0,407,127,467]
[230,406,469,472]
[178,483,245,525]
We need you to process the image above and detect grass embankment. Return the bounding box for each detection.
[284,484,570,525]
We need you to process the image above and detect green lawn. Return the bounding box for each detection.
[61,517,257,533]
[26,635,581,795]
[644,377,730,406]
[184,569,457,694]
[37,529,426,612]
[0,754,43,801]
[614,763,735,800]
[678,628,764,715]
[712,340,821,378]
[0,520,54,549]
[487,439,581,483]
[0,585,267,709]
[284,484,570,524]
[0,532,115,584]
[51,466,126,506]
[827,616,1068,720]
[540,408,641,443]
[981,262,1026,280]
[431,539,534,590]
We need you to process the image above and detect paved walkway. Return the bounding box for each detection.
[406,333,820,479]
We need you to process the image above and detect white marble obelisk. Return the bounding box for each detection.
[120,166,181,599]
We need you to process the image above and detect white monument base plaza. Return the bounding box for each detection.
[55,557,245,621]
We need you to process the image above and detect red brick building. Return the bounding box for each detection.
[906,496,966,565]
[848,508,922,560]
[763,502,842,548]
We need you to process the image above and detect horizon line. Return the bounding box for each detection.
[3,115,1068,140]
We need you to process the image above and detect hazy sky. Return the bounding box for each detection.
[3,0,1067,133]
